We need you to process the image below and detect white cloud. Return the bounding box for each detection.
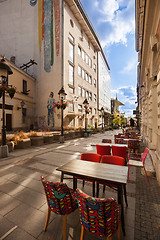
[120,58,137,74]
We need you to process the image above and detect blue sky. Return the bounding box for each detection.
[80,0,137,117]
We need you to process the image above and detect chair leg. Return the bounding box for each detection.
[117,222,121,240]
[96,183,99,198]
[123,185,128,207]
[127,165,130,182]
[44,207,51,231]
[80,225,85,240]
[63,215,66,240]
[93,181,95,197]
[83,180,85,188]
[106,236,112,240]
[143,166,150,184]
[103,184,105,193]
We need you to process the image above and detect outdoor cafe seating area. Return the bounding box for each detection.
[38,127,150,240]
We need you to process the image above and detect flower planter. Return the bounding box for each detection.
[53,134,60,141]
[30,136,44,146]
[9,92,15,99]
[14,139,31,149]
[43,135,54,144]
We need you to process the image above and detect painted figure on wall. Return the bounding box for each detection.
[47,92,55,127]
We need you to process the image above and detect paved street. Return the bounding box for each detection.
[0,130,159,240]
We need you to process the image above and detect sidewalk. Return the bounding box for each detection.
[0,129,160,240]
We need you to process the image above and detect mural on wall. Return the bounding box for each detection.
[47,92,55,127]
[38,0,60,72]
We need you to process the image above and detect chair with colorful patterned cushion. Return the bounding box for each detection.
[96,155,128,207]
[76,188,121,240]
[40,176,78,240]
[102,139,112,143]
[96,144,111,156]
[76,153,101,197]
[112,145,128,165]
[128,147,150,184]
[115,138,124,144]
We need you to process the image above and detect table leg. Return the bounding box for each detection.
[61,172,64,182]
[73,177,77,190]
[118,185,125,236]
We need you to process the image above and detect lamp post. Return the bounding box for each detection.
[101,107,105,132]
[58,87,67,143]
[83,98,89,137]
[0,58,13,157]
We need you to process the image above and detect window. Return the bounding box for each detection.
[94,94,97,102]
[69,64,74,86]
[89,107,92,114]
[69,42,74,63]
[69,33,74,42]
[82,69,85,79]
[94,79,96,87]
[78,46,81,56]
[86,54,89,64]
[82,50,85,60]
[86,91,89,99]
[94,108,97,114]
[69,118,75,127]
[78,104,82,113]
[69,87,74,94]
[93,64,96,72]
[78,118,82,126]
[82,88,85,98]
[70,19,74,28]
[78,66,82,76]
[85,72,89,82]
[89,92,92,101]
[23,80,27,94]
[89,58,92,68]
[89,75,92,84]
[69,102,74,112]
[78,86,82,97]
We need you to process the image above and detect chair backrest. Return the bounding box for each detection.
[101,155,125,166]
[76,188,120,237]
[102,139,112,143]
[128,140,139,149]
[115,138,124,144]
[96,145,111,156]
[81,153,101,162]
[40,176,77,215]
[141,148,149,164]
[112,145,127,161]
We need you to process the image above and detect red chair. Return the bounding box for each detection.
[97,155,128,207]
[128,147,150,184]
[96,144,111,156]
[112,145,128,165]
[76,153,101,197]
[40,176,78,240]
[102,139,112,143]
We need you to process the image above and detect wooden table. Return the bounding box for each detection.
[56,160,128,235]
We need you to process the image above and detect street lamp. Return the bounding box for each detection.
[58,87,67,143]
[0,58,13,157]
[83,98,89,137]
[101,107,105,132]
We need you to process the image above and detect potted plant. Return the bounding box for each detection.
[61,101,68,109]
[53,101,61,109]
[7,86,16,99]
[85,108,90,114]
[0,85,7,98]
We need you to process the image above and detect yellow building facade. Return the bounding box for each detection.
[135,0,160,184]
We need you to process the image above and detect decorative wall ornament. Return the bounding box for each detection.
[38,0,58,72]
[30,0,37,6]
[54,0,60,56]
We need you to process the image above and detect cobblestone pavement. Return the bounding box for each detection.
[134,168,160,240]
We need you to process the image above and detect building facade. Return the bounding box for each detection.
[0,0,110,130]
[135,0,160,184]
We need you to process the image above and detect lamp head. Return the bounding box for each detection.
[83,98,89,108]
[0,58,13,78]
[58,87,67,100]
